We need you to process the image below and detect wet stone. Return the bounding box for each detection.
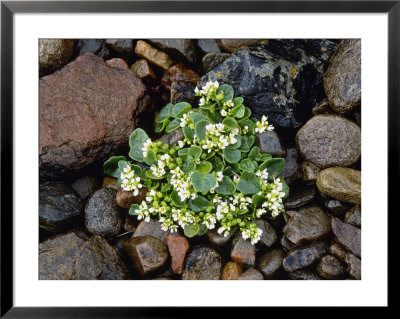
[133,219,169,243]
[39,182,83,233]
[85,188,123,238]
[345,253,361,280]
[345,205,361,227]
[296,115,361,169]
[206,227,237,246]
[283,205,331,245]
[182,246,222,280]
[256,131,287,157]
[324,199,350,217]
[166,235,189,275]
[222,261,243,280]
[134,40,173,70]
[257,249,285,279]
[255,219,277,248]
[102,176,119,190]
[280,235,298,252]
[283,241,328,272]
[318,167,361,205]
[170,81,198,105]
[281,148,302,185]
[331,218,361,257]
[284,184,316,210]
[231,234,256,267]
[70,175,99,200]
[316,255,346,279]
[202,52,230,73]
[288,269,322,280]
[73,235,128,280]
[238,268,264,280]
[39,232,85,280]
[123,235,168,277]
[105,39,133,54]
[301,161,320,184]
[115,188,136,209]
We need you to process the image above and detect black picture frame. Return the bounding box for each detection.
[1,0,396,317]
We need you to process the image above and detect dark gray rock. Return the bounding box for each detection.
[39,182,83,233]
[345,253,361,280]
[133,219,168,243]
[257,249,285,279]
[283,206,331,244]
[202,52,230,73]
[324,40,361,114]
[288,269,322,280]
[70,176,99,200]
[331,218,361,257]
[149,39,197,65]
[324,199,350,217]
[198,39,221,53]
[217,39,265,53]
[231,233,256,267]
[105,39,133,54]
[280,235,298,252]
[255,219,277,248]
[157,128,184,147]
[256,131,286,157]
[345,205,361,227]
[39,39,75,77]
[199,39,337,138]
[281,148,302,184]
[182,246,222,280]
[284,184,316,209]
[75,39,110,58]
[206,227,237,246]
[316,255,346,279]
[238,268,264,280]
[283,241,327,272]
[73,235,128,279]
[312,98,333,115]
[85,188,122,238]
[39,232,85,280]
[296,115,361,169]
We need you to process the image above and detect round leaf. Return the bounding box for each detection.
[165,118,181,133]
[184,223,200,238]
[188,145,202,159]
[222,117,238,129]
[195,119,211,139]
[188,196,211,212]
[239,158,257,172]
[172,102,191,117]
[183,126,195,143]
[171,190,186,207]
[155,103,173,123]
[217,84,234,101]
[103,156,126,178]
[259,158,285,179]
[189,111,207,123]
[237,171,261,195]
[223,148,241,163]
[195,161,212,173]
[128,128,149,162]
[190,172,216,192]
[129,204,140,216]
[197,224,208,236]
[215,176,236,195]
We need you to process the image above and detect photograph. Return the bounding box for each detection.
[38,38,361,281]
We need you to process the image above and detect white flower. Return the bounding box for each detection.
[178,140,185,148]
[226,100,234,107]
[141,138,152,157]
[221,109,227,117]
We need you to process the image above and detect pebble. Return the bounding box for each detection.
[202,53,230,73]
[316,255,346,279]
[182,246,222,280]
[255,219,277,248]
[221,261,242,280]
[238,268,264,280]
[130,59,156,82]
[284,184,316,209]
[345,205,361,227]
[345,253,361,280]
[231,233,256,267]
[133,219,169,243]
[257,249,285,279]
[206,227,237,246]
[256,131,287,157]
[301,161,321,184]
[134,40,173,70]
[70,175,99,200]
[166,235,189,275]
[331,218,361,257]
[283,242,327,272]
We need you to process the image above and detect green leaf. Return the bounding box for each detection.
[146,169,165,180]
[184,223,200,238]
[259,153,272,161]
[171,190,186,207]
[129,204,140,216]
[195,161,212,173]
[237,171,261,195]
[190,172,216,192]
[131,164,144,178]
[223,148,241,163]
[178,148,189,156]
[248,135,255,148]
[238,136,251,152]
[103,156,126,178]
[239,119,255,134]
[242,107,252,120]
[189,111,206,124]
[215,176,236,195]
[183,126,195,143]
[232,105,245,118]
[209,156,224,171]
[155,103,173,123]
[227,137,241,150]
[128,128,149,162]
[252,194,265,207]
[165,118,181,133]
[222,117,238,129]
[197,224,208,236]
[239,159,257,172]
[155,119,169,133]
[217,84,234,101]
[205,110,222,123]
[188,196,211,212]
[182,156,196,173]
[161,183,171,192]
[199,103,215,110]
[259,158,285,179]
[144,149,157,165]
[195,119,211,139]
[233,97,244,107]
[249,146,260,161]
[281,179,289,199]
[172,102,191,117]
[118,160,130,172]
[188,145,202,159]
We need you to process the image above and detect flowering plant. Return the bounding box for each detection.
[104,81,288,244]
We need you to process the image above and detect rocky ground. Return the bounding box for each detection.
[39,38,361,280]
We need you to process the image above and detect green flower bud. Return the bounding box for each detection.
[162,144,169,150]
[206,206,212,213]
[169,149,176,155]
[157,192,163,198]
[189,123,195,130]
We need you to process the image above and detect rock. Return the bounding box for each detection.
[217,39,265,53]
[130,59,156,82]
[255,131,286,157]
[257,249,285,279]
[135,40,173,70]
[284,184,316,209]
[166,235,189,275]
[281,148,302,184]
[345,253,361,280]
[199,39,337,137]
[280,235,298,252]
[238,268,264,280]
[345,205,361,227]
[331,218,361,257]
[288,269,322,280]
[283,242,327,272]
[328,240,348,262]
[70,176,99,200]
[231,234,256,267]
[296,115,361,169]
[123,235,168,277]
[133,219,168,243]
[316,167,361,204]
[115,188,135,209]
[39,232,85,280]
[39,53,149,179]
[312,98,333,115]
[149,39,197,65]
[75,39,110,59]
[85,188,122,238]
[283,206,331,244]
[39,182,83,233]
[105,39,133,54]
[157,128,184,147]
[255,219,277,248]
[222,261,243,280]
[324,199,350,217]
[102,176,119,190]
[206,227,237,246]
[182,246,222,280]
[73,235,128,279]
[316,255,345,279]
[198,39,221,53]
[106,58,129,70]
[39,39,75,76]
[202,53,230,73]
[324,40,361,113]
[301,161,320,184]
[169,82,197,104]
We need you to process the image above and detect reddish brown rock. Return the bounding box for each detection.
[222,261,242,280]
[166,235,189,275]
[102,176,119,190]
[331,218,361,257]
[39,53,149,178]
[116,187,147,209]
[231,234,256,267]
[106,58,129,70]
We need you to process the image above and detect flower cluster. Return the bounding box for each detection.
[255,115,274,133]
[120,165,142,196]
[202,124,238,153]
[170,167,196,201]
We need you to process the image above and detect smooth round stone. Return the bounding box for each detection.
[331,218,361,257]
[283,242,327,272]
[288,269,322,280]
[198,39,221,53]
[254,219,277,248]
[345,205,361,227]
[221,261,242,280]
[284,184,316,210]
[238,268,264,280]
[166,235,189,275]
[324,199,351,217]
[133,219,169,243]
[296,115,361,169]
[316,167,361,204]
[39,39,75,76]
[70,175,99,200]
[316,255,346,279]
[182,246,222,280]
[328,240,349,262]
[301,161,320,184]
[345,253,361,280]
[230,234,256,267]
[206,227,237,246]
[257,249,285,279]
[256,131,287,157]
